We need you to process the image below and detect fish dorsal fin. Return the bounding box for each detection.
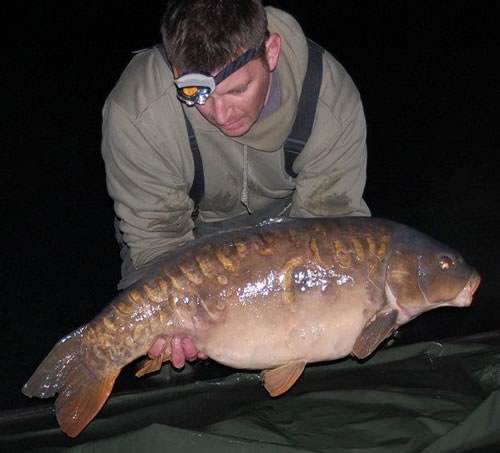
[262,360,307,397]
[55,366,120,437]
[352,309,398,359]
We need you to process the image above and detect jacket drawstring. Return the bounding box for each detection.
[240,144,252,214]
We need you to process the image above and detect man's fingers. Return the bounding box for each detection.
[170,336,186,369]
[148,337,168,358]
[181,337,200,361]
[150,336,207,369]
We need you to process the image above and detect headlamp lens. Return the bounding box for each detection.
[181,86,199,97]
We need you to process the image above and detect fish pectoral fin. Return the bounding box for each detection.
[262,360,307,397]
[135,350,172,378]
[352,309,399,360]
[56,366,120,438]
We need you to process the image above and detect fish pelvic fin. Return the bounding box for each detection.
[262,360,306,397]
[352,309,398,359]
[56,365,120,438]
[135,350,171,378]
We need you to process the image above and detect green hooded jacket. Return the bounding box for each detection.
[101,7,370,289]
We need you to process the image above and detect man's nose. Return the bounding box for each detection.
[210,95,231,126]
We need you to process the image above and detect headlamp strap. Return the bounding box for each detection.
[213,44,263,85]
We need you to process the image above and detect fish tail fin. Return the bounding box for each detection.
[22,327,87,400]
[22,326,120,437]
[55,365,120,437]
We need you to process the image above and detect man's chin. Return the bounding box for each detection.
[222,128,248,137]
[220,120,252,137]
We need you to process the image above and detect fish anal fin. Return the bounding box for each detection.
[135,350,171,378]
[352,309,398,359]
[55,366,120,438]
[262,360,306,397]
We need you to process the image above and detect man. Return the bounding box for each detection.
[102,0,370,369]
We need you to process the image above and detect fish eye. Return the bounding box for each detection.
[438,255,455,271]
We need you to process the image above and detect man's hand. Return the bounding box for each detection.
[148,336,207,369]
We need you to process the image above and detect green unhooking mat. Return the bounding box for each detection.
[2,332,500,452]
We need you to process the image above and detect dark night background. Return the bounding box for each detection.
[3,1,499,413]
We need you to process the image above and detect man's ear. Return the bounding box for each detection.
[265,33,281,72]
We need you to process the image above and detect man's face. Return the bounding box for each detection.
[194,34,281,137]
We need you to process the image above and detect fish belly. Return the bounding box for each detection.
[199,287,374,369]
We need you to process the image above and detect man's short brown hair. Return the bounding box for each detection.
[162,0,268,74]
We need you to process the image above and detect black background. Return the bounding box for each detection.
[3,1,500,410]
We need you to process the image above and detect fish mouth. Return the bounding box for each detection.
[470,271,481,294]
[454,271,481,307]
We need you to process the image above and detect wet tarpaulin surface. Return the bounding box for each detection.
[2,332,500,453]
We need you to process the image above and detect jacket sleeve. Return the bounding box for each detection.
[101,99,195,272]
[289,53,370,219]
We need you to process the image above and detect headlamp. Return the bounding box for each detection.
[174,41,264,106]
[175,72,216,106]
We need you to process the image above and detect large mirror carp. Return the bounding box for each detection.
[22,217,480,437]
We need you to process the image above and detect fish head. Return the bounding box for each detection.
[386,227,481,323]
